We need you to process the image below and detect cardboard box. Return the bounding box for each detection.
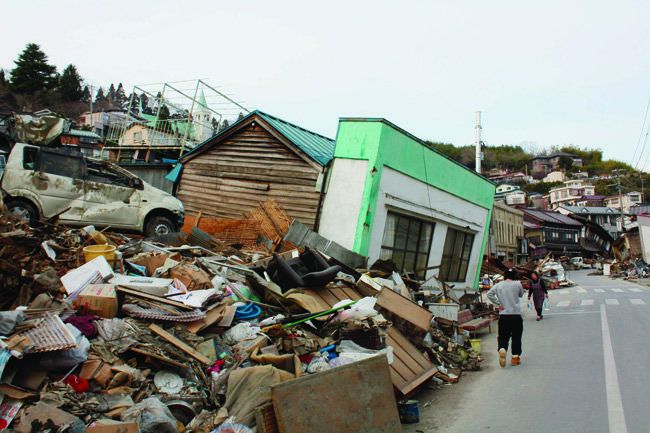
[85,422,139,433]
[76,284,118,318]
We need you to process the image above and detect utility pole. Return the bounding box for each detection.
[613,169,625,233]
[89,84,94,130]
[475,111,482,175]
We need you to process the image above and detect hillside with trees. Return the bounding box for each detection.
[0,43,142,120]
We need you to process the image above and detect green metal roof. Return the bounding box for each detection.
[255,111,334,166]
[67,129,102,139]
[182,110,335,166]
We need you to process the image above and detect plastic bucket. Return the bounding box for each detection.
[83,244,115,263]
[470,339,482,354]
[397,400,419,424]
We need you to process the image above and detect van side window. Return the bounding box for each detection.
[86,160,131,187]
[23,147,39,170]
[38,152,85,179]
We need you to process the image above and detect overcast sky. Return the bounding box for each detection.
[2,0,649,169]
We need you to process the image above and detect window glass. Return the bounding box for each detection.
[86,160,132,187]
[380,212,434,278]
[439,228,475,282]
[23,147,39,170]
[38,151,84,179]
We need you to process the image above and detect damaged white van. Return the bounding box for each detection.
[1,143,185,237]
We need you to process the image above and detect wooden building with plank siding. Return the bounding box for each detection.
[176,110,335,229]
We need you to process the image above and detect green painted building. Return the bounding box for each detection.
[318,118,496,289]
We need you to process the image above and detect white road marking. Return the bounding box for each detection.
[595,289,605,293]
[545,311,600,316]
[557,300,570,307]
[611,289,623,293]
[630,299,645,305]
[581,299,594,306]
[576,288,588,294]
[629,288,642,293]
[600,305,628,433]
[606,299,619,305]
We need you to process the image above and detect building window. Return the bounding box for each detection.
[134,131,142,143]
[380,212,434,278]
[439,228,475,282]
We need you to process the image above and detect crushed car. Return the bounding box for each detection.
[1,143,184,236]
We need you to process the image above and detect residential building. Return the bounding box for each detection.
[318,118,495,288]
[494,183,522,200]
[549,179,596,209]
[489,170,531,184]
[59,129,104,157]
[489,201,525,264]
[575,195,605,207]
[521,209,583,258]
[604,192,642,213]
[505,190,526,206]
[78,108,138,139]
[530,152,583,179]
[176,110,334,229]
[556,205,619,239]
[542,171,566,183]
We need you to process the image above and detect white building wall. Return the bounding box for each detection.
[318,159,369,250]
[368,167,489,288]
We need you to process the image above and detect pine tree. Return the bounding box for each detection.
[115,83,127,109]
[140,93,152,114]
[81,86,91,103]
[10,43,58,94]
[0,70,5,86]
[127,92,140,114]
[107,84,116,107]
[58,64,84,102]
[94,87,108,108]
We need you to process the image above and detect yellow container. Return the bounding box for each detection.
[83,244,116,263]
[470,339,482,354]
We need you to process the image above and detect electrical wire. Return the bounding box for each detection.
[633,97,650,171]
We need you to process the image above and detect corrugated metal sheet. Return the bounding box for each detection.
[283,220,367,268]
[256,111,335,166]
[559,205,618,215]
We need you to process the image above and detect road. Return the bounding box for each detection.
[403,270,650,433]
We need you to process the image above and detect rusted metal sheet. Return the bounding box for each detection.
[271,355,402,433]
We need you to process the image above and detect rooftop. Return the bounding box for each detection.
[558,205,619,215]
[522,208,583,226]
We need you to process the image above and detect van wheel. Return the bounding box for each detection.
[6,200,38,224]
[145,216,175,238]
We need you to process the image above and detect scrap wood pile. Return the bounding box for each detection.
[482,254,575,289]
[608,258,650,279]
[0,206,483,433]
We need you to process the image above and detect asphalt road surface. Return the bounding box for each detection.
[403,270,650,433]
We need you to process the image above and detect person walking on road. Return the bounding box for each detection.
[528,271,548,321]
[487,268,525,367]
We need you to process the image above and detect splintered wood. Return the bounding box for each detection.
[245,200,293,243]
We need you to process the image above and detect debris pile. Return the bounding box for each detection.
[0,202,487,432]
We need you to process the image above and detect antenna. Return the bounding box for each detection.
[475,111,482,174]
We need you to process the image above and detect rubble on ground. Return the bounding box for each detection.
[0,201,491,432]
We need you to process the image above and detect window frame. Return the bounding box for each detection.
[439,228,476,283]
[379,211,435,279]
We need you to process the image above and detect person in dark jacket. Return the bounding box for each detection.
[528,271,548,321]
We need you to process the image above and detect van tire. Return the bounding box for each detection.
[6,200,38,224]
[144,215,175,238]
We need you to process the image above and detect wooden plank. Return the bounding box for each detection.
[148,324,211,365]
[387,327,433,371]
[271,356,401,433]
[376,287,433,331]
[129,347,187,369]
[295,286,435,395]
[185,304,226,333]
[115,286,192,310]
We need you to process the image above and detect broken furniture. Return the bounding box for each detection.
[435,309,492,339]
[261,247,341,292]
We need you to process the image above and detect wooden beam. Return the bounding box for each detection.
[148,324,211,365]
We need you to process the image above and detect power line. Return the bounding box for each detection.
[632,97,650,171]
